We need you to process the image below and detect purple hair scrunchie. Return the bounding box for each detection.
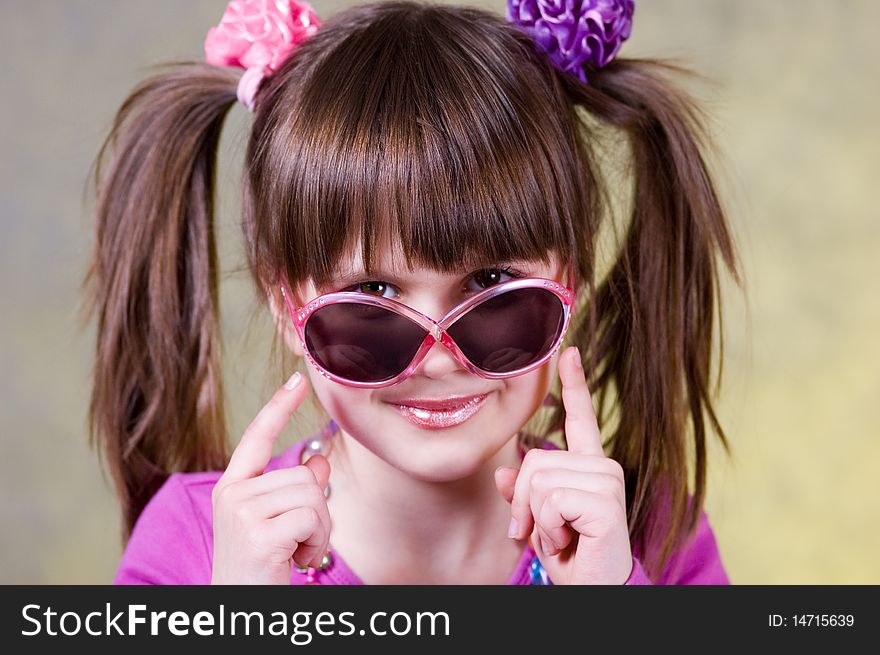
[506,0,635,82]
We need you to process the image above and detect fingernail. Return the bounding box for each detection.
[284,372,302,390]
[571,347,582,370]
[540,537,553,555]
[507,517,519,539]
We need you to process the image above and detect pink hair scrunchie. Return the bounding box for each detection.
[204,0,322,111]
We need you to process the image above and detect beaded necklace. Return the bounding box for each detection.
[295,420,552,585]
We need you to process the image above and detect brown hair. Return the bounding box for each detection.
[83,0,740,580]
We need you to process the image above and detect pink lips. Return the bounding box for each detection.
[388,393,490,430]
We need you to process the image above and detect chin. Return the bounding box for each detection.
[376,407,508,481]
[326,388,528,480]
[386,445,490,483]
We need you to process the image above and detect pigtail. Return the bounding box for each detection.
[556,59,741,580]
[83,63,240,543]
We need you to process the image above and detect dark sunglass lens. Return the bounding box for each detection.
[304,302,428,382]
[446,288,564,373]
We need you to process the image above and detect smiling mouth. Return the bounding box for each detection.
[386,393,491,430]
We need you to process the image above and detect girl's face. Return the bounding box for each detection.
[273,246,571,483]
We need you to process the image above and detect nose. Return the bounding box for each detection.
[400,292,470,379]
[413,337,467,379]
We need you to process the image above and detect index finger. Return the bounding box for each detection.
[559,346,604,456]
[222,372,309,482]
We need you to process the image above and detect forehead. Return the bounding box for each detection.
[326,240,563,282]
[289,242,568,304]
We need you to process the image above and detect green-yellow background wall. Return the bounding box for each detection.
[1,0,877,583]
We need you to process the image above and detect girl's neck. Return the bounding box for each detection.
[324,427,526,584]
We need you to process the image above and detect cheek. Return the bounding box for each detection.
[492,354,561,437]
[289,332,305,357]
[498,367,554,418]
[305,367,373,423]
[311,386,346,416]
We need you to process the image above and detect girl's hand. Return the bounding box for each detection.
[210,372,332,585]
[494,346,633,585]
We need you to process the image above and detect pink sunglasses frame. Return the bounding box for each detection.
[279,268,576,388]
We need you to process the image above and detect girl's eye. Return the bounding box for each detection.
[344,266,524,298]
[346,280,397,299]
[466,267,522,292]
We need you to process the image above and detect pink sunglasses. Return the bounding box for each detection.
[280,269,576,388]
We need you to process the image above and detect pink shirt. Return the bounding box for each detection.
[114,431,730,585]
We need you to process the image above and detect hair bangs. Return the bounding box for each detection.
[251,2,578,293]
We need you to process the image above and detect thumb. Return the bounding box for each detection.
[304,453,331,490]
[494,466,518,504]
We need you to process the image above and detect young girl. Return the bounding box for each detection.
[85,0,739,585]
